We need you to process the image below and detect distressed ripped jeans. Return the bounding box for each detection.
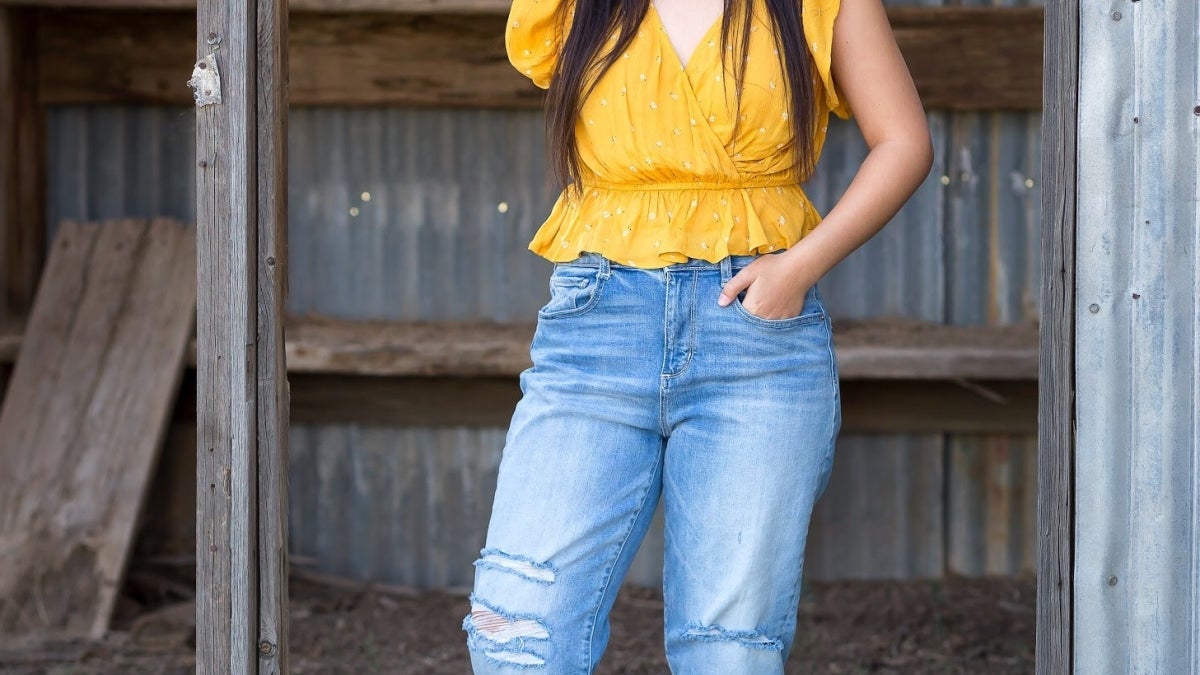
[463,253,841,674]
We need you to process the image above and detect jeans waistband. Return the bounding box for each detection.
[567,251,777,272]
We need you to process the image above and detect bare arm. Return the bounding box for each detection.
[719,0,933,318]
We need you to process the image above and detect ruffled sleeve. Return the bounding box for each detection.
[506,0,572,89]
[802,0,851,119]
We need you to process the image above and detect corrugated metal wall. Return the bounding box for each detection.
[1074,0,1200,672]
[44,0,1043,591]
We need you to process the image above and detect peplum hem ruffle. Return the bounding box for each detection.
[528,182,825,268]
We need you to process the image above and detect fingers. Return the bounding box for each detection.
[717,268,756,307]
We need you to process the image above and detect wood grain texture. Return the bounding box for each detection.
[1036,0,1076,672]
[222,0,259,670]
[4,0,507,11]
[1,317,1040,381]
[278,317,1038,380]
[0,219,195,645]
[0,8,45,322]
[284,374,1036,434]
[888,7,1043,111]
[255,0,289,667]
[37,7,1044,110]
[194,0,234,664]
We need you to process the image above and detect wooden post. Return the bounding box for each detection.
[0,7,45,324]
[255,0,290,669]
[193,0,288,668]
[1037,0,1077,672]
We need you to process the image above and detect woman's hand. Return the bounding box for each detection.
[717,244,827,320]
[720,0,932,320]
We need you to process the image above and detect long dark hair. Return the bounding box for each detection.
[545,0,818,191]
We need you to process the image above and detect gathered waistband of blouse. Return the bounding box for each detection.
[583,178,800,192]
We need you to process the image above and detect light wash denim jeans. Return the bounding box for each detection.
[464,252,841,674]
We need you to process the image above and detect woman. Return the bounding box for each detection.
[464,0,931,672]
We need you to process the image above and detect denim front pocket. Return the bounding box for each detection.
[537,265,605,319]
[731,290,825,329]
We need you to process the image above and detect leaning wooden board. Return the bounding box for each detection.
[0,218,196,645]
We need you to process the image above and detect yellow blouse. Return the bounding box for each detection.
[506,0,851,268]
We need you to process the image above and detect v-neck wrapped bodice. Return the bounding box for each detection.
[507,0,851,268]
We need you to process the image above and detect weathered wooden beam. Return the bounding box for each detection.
[275,317,1039,381]
[1036,0,1076,672]
[254,0,289,665]
[36,7,1044,110]
[0,317,1040,381]
[0,8,45,322]
[281,375,1036,434]
[887,7,1043,111]
[193,0,287,665]
[172,371,1035,434]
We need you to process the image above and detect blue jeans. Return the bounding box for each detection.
[464,252,841,674]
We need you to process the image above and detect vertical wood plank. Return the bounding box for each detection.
[197,0,289,664]
[225,0,259,666]
[256,0,289,669]
[1037,0,1077,672]
[194,7,234,664]
[0,8,45,323]
[195,0,257,669]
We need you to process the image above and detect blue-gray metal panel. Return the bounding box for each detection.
[943,112,1042,326]
[812,115,948,322]
[1075,1,1200,673]
[45,106,1038,328]
[805,435,945,579]
[946,435,1037,575]
[285,108,556,322]
[46,106,195,242]
[288,424,504,590]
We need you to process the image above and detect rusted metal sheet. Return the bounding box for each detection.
[946,435,1037,576]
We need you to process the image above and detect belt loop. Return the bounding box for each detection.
[719,255,733,284]
[598,255,611,279]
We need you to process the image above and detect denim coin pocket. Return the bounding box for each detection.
[538,265,604,319]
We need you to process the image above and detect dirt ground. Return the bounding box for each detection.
[0,562,1034,675]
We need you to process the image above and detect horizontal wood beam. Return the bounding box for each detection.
[0,317,1039,381]
[178,374,1032,434]
[36,7,1043,110]
[278,317,1040,381]
[173,370,1038,434]
[5,0,508,11]
[888,7,1042,111]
